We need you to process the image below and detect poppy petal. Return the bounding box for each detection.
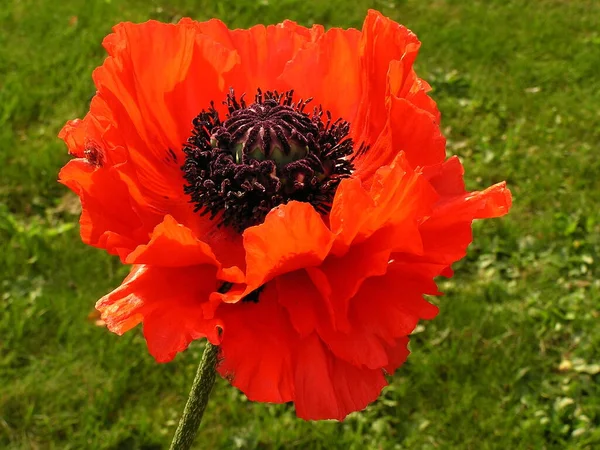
[93,20,239,214]
[352,10,429,147]
[125,215,218,268]
[124,214,244,284]
[58,159,152,261]
[331,153,437,252]
[356,154,438,243]
[217,279,401,420]
[320,154,439,329]
[386,93,446,169]
[216,283,296,403]
[387,60,440,121]
[96,264,222,362]
[382,336,411,375]
[281,27,362,122]
[314,262,439,369]
[413,158,512,267]
[423,155,466,197]
[294,333,387,421]
[313,239,393,331]
[197,19,324,95]
[352,97,445,183]
[242,202,335,292]
[275,270,331,337]
[58,95,128,166]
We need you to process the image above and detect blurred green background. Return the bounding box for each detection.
[1,0,599,448]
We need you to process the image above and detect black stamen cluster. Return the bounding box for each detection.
[181,89,355,232]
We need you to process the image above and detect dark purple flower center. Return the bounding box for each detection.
[181,89,357,232]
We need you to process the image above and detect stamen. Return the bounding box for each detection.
[182,89,356,232]
[217,282,233,294]
[84,140,104,167]
[242,286,264,303]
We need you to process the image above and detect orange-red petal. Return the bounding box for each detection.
[58,159,154,261]
[382,337,411,376]
[309,154,439,330]
[310,260,439,369]
[95,216,247,362]
[92,20,238,217]
[352,11,425,145]
[96,264,222,362]
[241,201,335,294]
[281,27,362,122]
[126,214,244,282]
[125,215,217,267]
[409,157,513,267]
[216,283,297,403]
[215,283,395,420]
[331,153,438,252]
[196,19,323,95]
[294,333,387,421]
[275,270,329,337]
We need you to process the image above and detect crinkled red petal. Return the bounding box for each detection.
[96,264,222,362]
[215,281,400,421]
[294,333,387,421]
[281,27,362,122]
[216,283,296,403]
[241,201,335,294]
[96,216,243,362]
[58,159,153,261]
[195,18,323,96]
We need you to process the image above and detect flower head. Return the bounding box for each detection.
[59,10,511,420]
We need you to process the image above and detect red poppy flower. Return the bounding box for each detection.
[59,10,511,420]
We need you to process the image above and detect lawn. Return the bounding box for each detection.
[1,0,599,448]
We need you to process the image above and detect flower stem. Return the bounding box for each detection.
[169,343,219,450]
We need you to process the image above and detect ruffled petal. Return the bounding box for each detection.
[346,10,444,183]
[95,215,247,362]
[351,94,445,183]
[329,152,437,257]
[125,215,218,268]
[96,264,222,362]
[311,260,439,369]
[313,154,439,330]
[275,270,329,337]
[411,157,513,267]
[352,10,426,147]
[331,153,438,252]
[422,155,466,197]
[58,95,128,166]
[312,237,393,332]
[241,202,335,293]
[382,337,411,375]
[471,182,513,220]
[93,19,238,214]
[355,154,438,243]
[196,19,324,95]
[327,176,375,251]
[216,284,390,421]
[63,20,250,266]
[386,93,446,169]
[294,333,387,421]
[216,283,297,403]
[58,159,155,261]
[124,214,244,283]
[387,59,440,121]
[281,27,361,122]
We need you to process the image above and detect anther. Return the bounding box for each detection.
[181,89,355,232]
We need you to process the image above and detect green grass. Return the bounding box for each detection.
[1,0,599,448]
